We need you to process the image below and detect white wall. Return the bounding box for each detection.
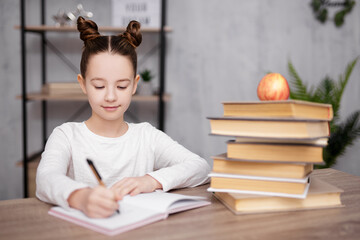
[165,0,360,173]
[0,0,359,200]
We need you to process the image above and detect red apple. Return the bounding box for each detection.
[257,73,290,101]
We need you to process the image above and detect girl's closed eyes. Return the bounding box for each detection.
[91,79,130,90]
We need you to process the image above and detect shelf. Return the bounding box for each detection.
[16,156,40,198]
[17,92,170,102]
[14,25,172,33]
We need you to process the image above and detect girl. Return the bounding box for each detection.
[36,17,210,218]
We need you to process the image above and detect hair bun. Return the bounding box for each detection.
[121,20,142,48]
[77,16,100,42]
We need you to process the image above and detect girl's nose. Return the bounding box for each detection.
[105,88,117,102]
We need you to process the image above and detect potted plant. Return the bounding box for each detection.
[138,69,154,95]
[288,57,360,168]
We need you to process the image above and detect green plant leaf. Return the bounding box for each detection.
[320,111,360,168]
[140,69,153,82]
[334,10,345,27]
[288,61,310,100]
[317,8,328,23]
[333,58,358,116]
[288,58,359,168]
[310,0,322,12]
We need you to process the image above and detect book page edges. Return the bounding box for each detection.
[48,208,167,236]
[222,100,332,108]
[213,193,343,215]
[208,172,310,183]
[207,183,310,199]
[212,153,324,165]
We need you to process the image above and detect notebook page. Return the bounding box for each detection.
[49,203,163,232]
[121,192,208,213]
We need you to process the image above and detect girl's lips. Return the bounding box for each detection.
[103,106,120,111]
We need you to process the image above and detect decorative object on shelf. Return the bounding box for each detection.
[138,69,154,95]
[42,82,83,95]
[52,4,93,27]
[287,57,360,168]
[310,0,356,27]
[112,0,161,28]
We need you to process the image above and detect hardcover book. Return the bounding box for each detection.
[212,153,314,178]
[42,82,83,95]
[226,140,325,163]
[222,100,333,120]
[208,117,330,139]
[214,177,343,215]
[208,172,310,198]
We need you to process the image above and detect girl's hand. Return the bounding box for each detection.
[68,186,119,218]
[111,175,163,201]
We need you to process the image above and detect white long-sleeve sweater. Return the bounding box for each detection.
[36,122,210,209]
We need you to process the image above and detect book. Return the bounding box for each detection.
[234,136,329,145]
[48,192,210,236]
[42,82,83,95]
[208,117,330,139]
[208,173,310,198]
[222,100,333,120]
[214,177,343,215]
[226,140,325,163]
[212,153,313,178]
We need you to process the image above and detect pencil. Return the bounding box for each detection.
[86,158,120,214]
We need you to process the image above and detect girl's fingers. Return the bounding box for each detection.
[111,177,138,190]
[115,181,139,200]
[89,187,119,212]
[129,187,141,196]
[110,178,127,190]
[87,205,115,218]
[111,176,158,200]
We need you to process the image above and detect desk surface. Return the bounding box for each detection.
[1,168,359,240]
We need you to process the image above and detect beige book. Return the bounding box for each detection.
[42,82,83,95]
[214,177,343,215]
[222,100,333,120]
[208,117,330,139]
[212,153,314,178]
[208,172,310,198]
[226,140,325,163]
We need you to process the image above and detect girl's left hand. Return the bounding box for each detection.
[111,175,162,201]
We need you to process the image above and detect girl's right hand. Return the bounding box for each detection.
[67,186,119,218]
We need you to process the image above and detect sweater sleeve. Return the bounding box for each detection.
[36,126,88,209]
[146,126,211,192]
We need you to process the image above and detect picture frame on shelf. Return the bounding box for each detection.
[112,0,161,28]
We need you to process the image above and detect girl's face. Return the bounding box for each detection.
[78,52,139,122]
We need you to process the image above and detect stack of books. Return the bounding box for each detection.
[207,100,343,214]
[42,82,84,95]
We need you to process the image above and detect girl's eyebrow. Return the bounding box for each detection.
[90,78,131,82]
[117,79,131,82]
[90,78,105,82]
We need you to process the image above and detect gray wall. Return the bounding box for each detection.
[1,0,359,200]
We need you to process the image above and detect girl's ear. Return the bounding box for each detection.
[77,74,87,94]
[132,74,140,95]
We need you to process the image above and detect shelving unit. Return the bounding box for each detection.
[17,93,171,102]
[15,25,172,33]
[19,0,169,197]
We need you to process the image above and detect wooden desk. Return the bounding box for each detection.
[0,169,359,240]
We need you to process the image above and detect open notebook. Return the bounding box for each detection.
[48,192,210,236]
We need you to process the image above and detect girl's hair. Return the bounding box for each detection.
[77,16,142,78]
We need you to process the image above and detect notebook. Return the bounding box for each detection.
[49,192,210,236]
